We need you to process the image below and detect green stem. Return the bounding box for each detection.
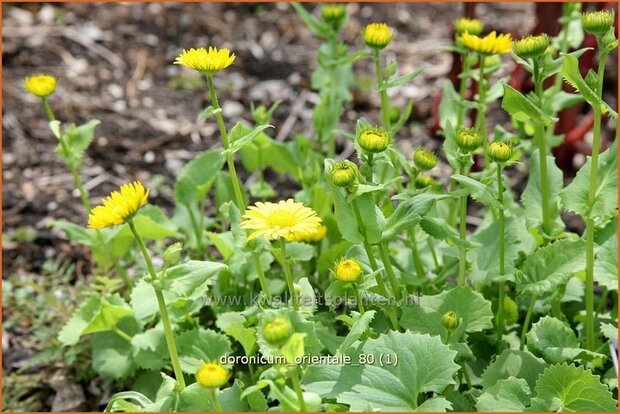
[113,327,132,342]
[460,362,473,390]
[251,247,271,296]
[533,59,552,236]
[583,42,607,351]
[206,74,245,209]
[496,165,506,346]
[519,293,538,351]
[350,199,399,330]
[408,227,426,278]
[290,367,307,412]
[456,51,472,128]
[128,220,186,389]
[355,285,366,314]
[378,242,402,301]
[373,49,391,130]
[41,97,56,122]
[279,238,298,311]
[427,238,440,274]
[474,56,488,166]
[458,165,468,286]
[209,388,223,412]
[187,204,205,256]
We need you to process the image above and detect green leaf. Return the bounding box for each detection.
[51,119,100,167]
[337,311,375,355]
[438,81,458,132]
[179,380,251,411]
[131,326,168,371]
[130,278,177,323]
[381,194,450,241]
[476,377,531,412]
[526,316,606,364]
[594,234,618,291]
[451,174,502,209]
[400,287,494,343]
[198,105,221,120]
[469,218,525,284]
[92,325,138,380]
[176,328,232,373]
[143,374,178,411]
[481,349,547,390]
[51,219,97,246]
[216,312,257,356]
[522,150,565,234]
[560,140,618,224]
[420,216,474,249]
[351,192,384,244]
[562,54,618,118]
[224,123,274,156]
[174,149,225,205]
[324,159,362,243]
[501,84,556,126]
[163,260,227,297]
[291,2,335,40]
[303,331,459,411]
[534,363,617,412]
[518,239,587,295]
[58,295,133,346]
[379,67,425,91]
[441,121,465,171]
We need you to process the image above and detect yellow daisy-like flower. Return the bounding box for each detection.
[460,31,513,55]
[196,362,230,389]
[334,258,362,282]
[88,181,149,229]
[240,199,322,241]
[363,22,393,49]
[296,224,327,243]
[24,74,57,98]
[173,47,236,74]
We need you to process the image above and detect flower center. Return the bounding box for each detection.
[266,211,297,228]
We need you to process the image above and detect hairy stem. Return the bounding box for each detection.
[456,51,473,128]
[279,238,298,310]
[496,165,506,347]
[378,242,402,301]
[458,164,469,286]
[533,59,552,236]
[474,56,489,166]
[209,388,223,412]
[128,220,186,389]
[373,49,391,131]
[290,367,307,412]
[519,293,538,351]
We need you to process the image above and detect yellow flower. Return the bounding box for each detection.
[363,23,393,49]
[88,181,149,229]
[460,31,513,55]
[334,258,362,282]
[173,47,236,74]
[297,224,327,243]
[455,17,484,35]
[24,74,57,98]
[240,199,322,241]
[196,362,230,389]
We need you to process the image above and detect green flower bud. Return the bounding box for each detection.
[252,104,269,125]
[330,160,359,188]
[414,174,435,189]
[503,296,519,326]
[413,148,438,170]
[196,362,230,389]
[357,126,391,153]
[582,10,615,35]
[513,34,550,59]
[388,106,401,124]
[363,23,393,49]
[456,127,484,152]
[163,242,183,266]
[487,141,514,163]
[261,314,294,345]
[454,17,484,36]
[321,4,346,24]
[441,311,460,332]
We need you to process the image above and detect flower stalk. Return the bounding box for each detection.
[279,238,299,311]
[532,59,552,236]
[495,165,506,347]
[373,49,391,131]
[128,219,186,389]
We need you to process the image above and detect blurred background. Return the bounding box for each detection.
[2,2,617,411]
